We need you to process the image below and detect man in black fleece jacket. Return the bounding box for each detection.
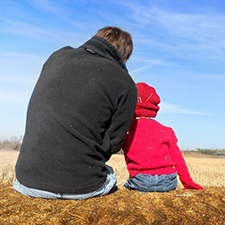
[14,26,137,199]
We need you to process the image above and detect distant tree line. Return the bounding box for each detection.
[0,136,22,151]
[195,148,225,156]
[181,149,225,156]
[0,136,225,156]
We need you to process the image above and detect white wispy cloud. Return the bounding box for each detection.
[130,58,166,74]
[0,75,37,87]
[0,17,85,44]
[180,71,225,84]
[199,74,225,81]
[27,0,61,13]
[0,89,30,104]
[0,17,56,40]
[118,1,225,61]
[159,102,211,115]
[0,52,44,63]
[0,52,44,71]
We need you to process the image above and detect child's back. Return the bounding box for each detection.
[122,83,203,192]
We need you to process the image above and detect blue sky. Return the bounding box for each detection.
[0,0,225,150]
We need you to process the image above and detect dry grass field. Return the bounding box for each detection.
[0,151,225,224]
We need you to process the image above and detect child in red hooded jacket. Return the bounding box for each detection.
[122,82,202,192]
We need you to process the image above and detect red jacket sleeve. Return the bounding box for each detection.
[168,128,202,190]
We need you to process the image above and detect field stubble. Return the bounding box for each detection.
[0,151,225,224]
[1,151,225,188]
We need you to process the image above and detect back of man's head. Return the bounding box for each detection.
[95,26,133,62]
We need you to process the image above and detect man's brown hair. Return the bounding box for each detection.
[95,26,133,62]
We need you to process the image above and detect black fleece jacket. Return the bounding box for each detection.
[15,36,137,194]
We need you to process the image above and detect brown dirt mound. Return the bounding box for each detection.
[0,183,224,224]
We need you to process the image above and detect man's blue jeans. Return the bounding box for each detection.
[124,173,177,192]
[13,165,117,200]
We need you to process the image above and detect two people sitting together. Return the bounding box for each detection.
[13,26,202,201]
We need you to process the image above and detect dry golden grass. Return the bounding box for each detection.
[0,151,225,224]
[1,151,224,188]
[181,155,225,188]
[0,151,18,184]
[107,153,225,189]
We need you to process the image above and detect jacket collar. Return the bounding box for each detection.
[81,36,128,72]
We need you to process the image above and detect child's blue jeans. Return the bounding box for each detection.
[13,165,117,200]
[124,173,177,192]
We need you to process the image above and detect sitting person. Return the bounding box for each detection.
[13,26,137,200]
[122,82,203,192]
